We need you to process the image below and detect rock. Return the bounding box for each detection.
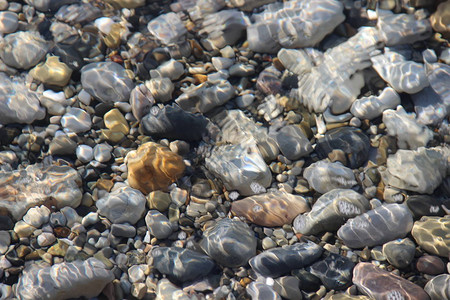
[129,84,154,121]
[96,185,146,224]
[81,62,134,104]
[227,0,276,11]
[315,127,370,168]
[145,210,173,239]
[200,218,257,267]
[126,142,185,194]
[212,57,234,70]
[76,145,94,164]
[103,108,129,136]
[430,0,450,39]
[424,274,450,300]
[382,238,416,269]
[293,189,369,235]
[328,295,370,300]
[48,135,77,155]
[110,223,136,238]
[29,55,72,87]
[93,143,113,163]
[0,73,45,125]
[152,247,215,283]
[0,31,48,69]
[61,107,92,133]
[147,12,187,45]
[271,125,312,160]
[411,87,448,126]
[272,276,302,300]
[247,282,281,300]
[337,203,414,248]
[157,59,185,81]
[277,48,313,76]
[156,278,194,300]
[23,0,77,12]
[351,87,400,120]
[416,255,446,275]
[231,190,309,227]
[383,105,433,149]
[377,12,432,46]
[256,66,282,95]
[175,81,235,114]
[353,262,430,300]
[37,232,56,247]
[145,77,174,103]
[380,147,447,194]
[303,161,357,194]
[141,105,208,141]
[205,142,271,196]
[411,216,450,257]
[249,242,323,277]
[22,206,50,228]
[0,11,18,34]
[147,191,172,213]
[0,231,10,255]
[0,163,82,220]
[405,195,445,219]
[307,253,355,290]
[105,0,145,8]
[55,3,101,25]
[15,258,114,300]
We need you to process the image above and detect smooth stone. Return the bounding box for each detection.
[76,145,94,164]
[128,264,146,283]
[145,77,174,103]
[212,57,234,70]
[328,295,370,300]
[61,107,92,133]
[303,160,357,194]
[382,238,416,269]
[55,3,101,25]
[147,12,187,45]
[23,0,77,12]
[200,10,247,49]
[157,59,184,81]
[256,67,282,95]
[110,223,136,238]
[141,104,208,141]
[152,247,215,283]
[156,278,194,300]
[29,55,72,87]
[147,191,172,212]
[411,86,448,126]
[126,142,185,194]
[272,276,302,300]
[247,282,281,300]
[0,31,48,69]
[307,253,355,290]
[353,262,430,300]
[294,189,369,235]
[0,231,10,255]
[0,163,82,220]
[249,242,323,277]
[37,232,56,247]
[15,258,114,300]
[23,206,50,228]
[277,48,313,76]
[145,210,172,239]
[424,274,450,300]
[93,143,113,163]
[411,216,450,257]
[129,84,154,121]
[231,190,309,227]
[416,255,446,275]
[105,0,145,8]
[96,185,146,224]
[48,135,77,155]
[315,127,370,168]
[205,142,271,196]
[337,203,414,248]
[81,62,134,104]
[104,108,129,135]
[0,11,18,34]
[430,0,450,39]
[0,216,13,230]
[200,218,257,267]
[405,195,445,219]
[271,125,312,160]
[350,87,400,120]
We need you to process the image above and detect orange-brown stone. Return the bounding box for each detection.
[126,142,185,194]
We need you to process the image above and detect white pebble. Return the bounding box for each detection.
[94,143,113,162]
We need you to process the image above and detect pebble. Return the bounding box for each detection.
[29,55,72,87]
[76,145,94,164]
[0,231,10,255]
[0,31,48,69]
[0,11,18,34]
[307,253,355,290]
[22,206,50,228]
[93,143,113,163]
[147,12,187,45]
[271,125,312,160]
[145,77,174,103]
[157,59,185,80]
[303,160,357,194]
[382,238,416,269]
[416,255,446,275]
[424,274,450,300]
[61,107,92,133]
[37,232,56,247]
[156,278,193,300]
[411,216,450,257]
[247,282,281,300]
[111,223,136,238]
[272,276,302,300]
[145,210,172,239]
[129,84,154,121]
[48,135,77,155]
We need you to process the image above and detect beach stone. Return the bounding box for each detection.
[93,143,113,163]
[0,231,10,255]
[145,210,173,239]
[328,295,370,300]
[353,262,430,300]
[0,73,45,125]
[129,84,154,121]
[249,242,323,277]
[247,282,281,300]
[200,218,257,267]
[212,57,234,70]
[277,48,313,76]
[156,278,194,300]
[29,55,72,87]
[15,258,114,300]
[110,223,136,238]
[103,108,129,135]
[145,77,174,103]
[105,0,145,8]
[272,125,312,160]
[0,11,18,34]
[61,107,92,133]
[307,253,355,290]
[337,203,414,249]
[23,0,77,12]
[405,195,445,219]
[351,87,400,120]
[411,216,450,257]
[272,276,302,300]
[0,163,82,220]
[48,135,77,155]
[81,62,134,104]
[141,105,208,141]
[430,0,450,39]
[76,145,94,164]
[424,274,450,300]
[126,142,185,194]
[380,147,447,194]
[96,185,146,224]
[152,247,215,283]
[378,12,432,46]
[55,3,101,25]
[411,86,448,126]
[303,160,357,194]
[416,255,446,275]
[147,191,172,212]
[147,12,187,45]
[0,31,48,69]
[382,238,416,269]
[231,190,309,227]
[256,66,282,95]
[0,216,13,230]
[293,189,369,235]
[37,232,56,247]
[22,206,50,228]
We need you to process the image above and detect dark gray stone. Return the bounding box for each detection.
[307,253,355,290]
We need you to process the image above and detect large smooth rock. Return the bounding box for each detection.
[307,253,355,290]
[294,189,369,235]
[0,164,82,221]
[249,242,323,277]
[424,274,450,300]
[337,204,413,248]
[15,258,114,300]
[152,247,215,283]
[200,218,256,267]
[353,262,430,300]
[231,190,309,227]
[303,160,357,194]
[411,216,450,257]
[0,31,48,69]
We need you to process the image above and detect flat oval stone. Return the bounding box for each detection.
[303,160,357,194]
[416,255,446,275]
[0,11,19,34]
[405,195,446,219]
[249,242,323,277]
[0,31,48,69]
[353,262,430,300]
[147,12,187,45]
[152,247,215,283]
[200,218,257,268]
[382,238,416,269]
[81,62,134,104]
[424,274,450,300]
[337,203,414,248]
[307,253,355,290]
[411,216,450,257]
[231,190,310,227]
[145,210,173,240]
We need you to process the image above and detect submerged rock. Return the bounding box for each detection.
[303,160,357,194]
[147,12,187,45]
[29,55,72,87]
[307,253,355,290]
[247,282,281,300]
[424,274,450,300]
[412,216,450,257]
[382,238,416,269]
[350,87,400,120]
[0,31,48,69]
[271,125,312,160]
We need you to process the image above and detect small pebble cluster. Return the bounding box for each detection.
[0,0,449,299]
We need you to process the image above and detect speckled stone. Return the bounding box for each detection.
[411,216,450,257]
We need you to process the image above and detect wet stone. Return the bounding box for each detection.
[146,77,174,103]
[0,231,10,255]
[247,282,281,300]
[307,253,355,290]
[249,242,323,277]
[147,12,187,45]
[156,278,193,300]
[271,125,312,160]
[0,31,48,69]
[48,135,77,156]
[200,218,257,268]
[29,55,72,87]
[424,274,450,300]
[93,144,113,163]
[382,238,416,269]
[22,206,50,228]
[411,216,450,257]
[110,223,136,238]
[405,195,445,219]
[145,210,173,240]
[147,191,172,212]
[303,160,357,194]
[76,145,94,164]
[272,276,302,300]
[0,11,18,34]
[152,247,215,283]
[416,255,446,275]
[61,108,92,133]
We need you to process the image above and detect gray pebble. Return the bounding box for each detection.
[145,210,173,239]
